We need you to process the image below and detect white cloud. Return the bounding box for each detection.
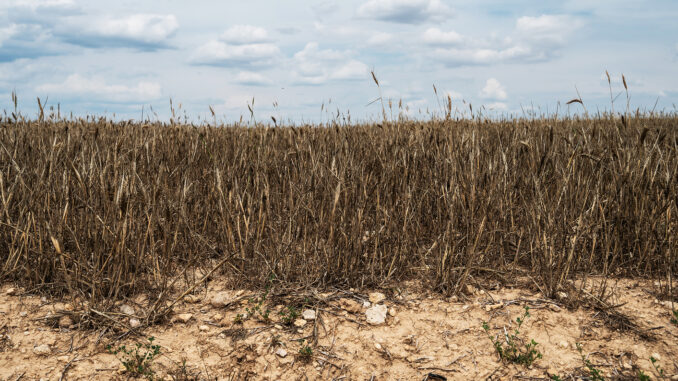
[485,102,507,111]
[0,24,19,47]
[234,71,272,86]
[367,32,393,46]
[516,15,581,46]
[192,40,280,67]
[357,0,452,24]
[480,78,507,100]
[95,14,178,44]
[433,45,532,66]
[221,25,271,44]
[36,74,162,102]
[293,42,368,84]
[422,28,463,45]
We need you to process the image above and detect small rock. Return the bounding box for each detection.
[33,344,51,356]
[484,303,503,312]
[389,307,397,317]
[557,291,568,300]
[184,295,200,303]
[5,288,17,296]
[19,311,27,317]
[275,348,288,358]
[449,295,458,303]
[274,324,283,330]
[623,362,632,370]
[651,353,661,361]
[211,292,234,308]
[58,315,74,328]
[41,296,48,303]
[374,343,383,351]
[57,355,69,362]
[174,314,193,324]
[212,313,224,322]
[465,284,476,295]
[302,309,316,321]
[559,341,569,349]
[339,298,362,314]
[363,301,371,308]
[119,304,135,316]
[294,319,307,328]
[366,304,388,325]
[199,325,209,331]
[369,292,386,304]
[129,318,141,328]
[670,375,678,381]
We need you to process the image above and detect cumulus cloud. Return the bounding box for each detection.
[191,26,280,67]
[221,25,271,44]
[516,14,581,46]
[426,14,581,67]
[0,23,64,62]
[234,71,272,86]
[357,0,452,24]
[58,14,178,50]
[367,32,393,46]
[0,25,19,47]
[479,78,507,100]
[36,74,162,102]
[293,43,368,85]
[422,28,464,45]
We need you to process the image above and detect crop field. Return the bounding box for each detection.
[1,111,676,301]
[0,110,677,379]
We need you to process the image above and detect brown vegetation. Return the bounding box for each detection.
[0,110,676,323]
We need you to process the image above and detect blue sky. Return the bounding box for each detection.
[1,0,677,123]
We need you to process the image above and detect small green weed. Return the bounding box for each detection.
[482,306,542,367]
[298,344,313,361]
[638,370,651,381]
[649,356,666,380]
[107,336,161,380]
[279,306,299,326]
[670,310,678,326]
[576,343,605,381]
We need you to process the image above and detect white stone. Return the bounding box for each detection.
[651,353,661,361]
[302,309,316,321]
[559,341,569,349]
[275,348,288,358]
[33,344,51,356]
[389,307,397,317]
[363,301,371,308]
[129,318,141,328]
[5,288,17,296]
[369,292,386,304]
[119,304,135,316]
[174,314,193,324]
[365,304,388,325]
[199,325,209,331]
[211,292,234,308]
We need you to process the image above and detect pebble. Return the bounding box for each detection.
[651,353,661,361]
[369,292,386,304]
[33,344,51,356]
[19,311,27,318]
[294,319,307,328]
[484,303,503,312]
[119,304,135,316]
[365,304,388,325]
[184,295,201,303]
[211,292,234,308]
[363,301,371,308]
[174,314,194,324]
[275,348,288,358]
[199,325,209,331]
[5,288,17,296]
[129,318,141,328]
[465,285,476,295]
[389,307,397,317]
[302,309,316,321]
[559,341,569,349]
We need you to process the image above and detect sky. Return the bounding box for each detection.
[0,0,677,123]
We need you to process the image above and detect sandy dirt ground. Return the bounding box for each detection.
[0,279,677,380]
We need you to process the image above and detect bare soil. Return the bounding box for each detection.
[1,279,676,380]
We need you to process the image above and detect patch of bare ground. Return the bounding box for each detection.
[1,278,676,381]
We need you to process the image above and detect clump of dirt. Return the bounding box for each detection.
[0,279,676,380]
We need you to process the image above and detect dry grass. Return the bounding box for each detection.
[0,109,676,324]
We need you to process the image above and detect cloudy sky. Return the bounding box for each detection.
[1,0,677,123]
